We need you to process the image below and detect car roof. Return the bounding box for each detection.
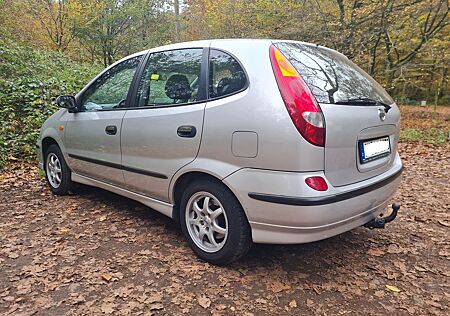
[144,39,346,58]
[110,39,347,69]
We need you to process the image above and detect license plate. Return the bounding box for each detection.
[359,137,390,163]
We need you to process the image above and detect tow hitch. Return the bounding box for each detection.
[365,203,400,229]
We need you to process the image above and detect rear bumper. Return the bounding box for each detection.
[223,153,402,244]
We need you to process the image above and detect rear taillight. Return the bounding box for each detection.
[269,45,325,147]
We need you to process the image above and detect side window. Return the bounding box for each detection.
[81,56,141,111]
[136,49,203,107]
[209,50,247,98]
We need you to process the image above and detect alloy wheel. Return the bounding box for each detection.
[185,191,229,253]
[46,153,62,188]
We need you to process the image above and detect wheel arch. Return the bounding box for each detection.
[41,137,59,158]
[40,127,68,166]
[170,170,249,225]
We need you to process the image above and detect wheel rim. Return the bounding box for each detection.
[46,153,62,189]
[185,191,229,253]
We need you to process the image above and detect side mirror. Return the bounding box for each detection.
[56,95,78,112]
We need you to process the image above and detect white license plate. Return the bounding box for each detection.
[359,137,391,163]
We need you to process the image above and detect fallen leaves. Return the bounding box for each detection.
[269,281,291,293]
[0,140,448,315]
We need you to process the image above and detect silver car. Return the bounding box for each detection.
[38,39,402,265]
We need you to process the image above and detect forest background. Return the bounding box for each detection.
[0,0,448,168]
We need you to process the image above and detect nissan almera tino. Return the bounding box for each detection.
[38,39,402,265]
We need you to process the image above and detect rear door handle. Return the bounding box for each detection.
[105,125,117,135]
[177,125,196,138]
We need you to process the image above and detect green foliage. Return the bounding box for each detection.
[0,39,100,169]
[400,128,448,144]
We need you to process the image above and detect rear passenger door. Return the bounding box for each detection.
[121,48,207,202]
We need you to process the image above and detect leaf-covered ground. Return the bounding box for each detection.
[0,142,449,316]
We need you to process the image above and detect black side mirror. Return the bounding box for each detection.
[56,95,78,112]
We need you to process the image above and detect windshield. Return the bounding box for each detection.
[275,42,394,105]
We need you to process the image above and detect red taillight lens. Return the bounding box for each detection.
[269,45,325,147]
[305,176,328,191]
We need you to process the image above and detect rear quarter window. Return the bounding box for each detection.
[275,42,393,105]
[209,50,247,99]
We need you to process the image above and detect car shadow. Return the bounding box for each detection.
[72,184,375,274]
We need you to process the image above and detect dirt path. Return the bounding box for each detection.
[1,143,449,316]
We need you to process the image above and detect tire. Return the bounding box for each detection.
[180,178,252,265]
[44,144,73,195]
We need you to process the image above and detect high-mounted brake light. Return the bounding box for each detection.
[270,45,325,146]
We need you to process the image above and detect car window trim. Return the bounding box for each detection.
[206,47,250,101]
[127,47,208,109]
[75,53,146,112]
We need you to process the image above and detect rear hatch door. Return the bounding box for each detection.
[275,42,400,187]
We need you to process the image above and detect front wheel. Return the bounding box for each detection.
[180,179,252,265]
[44,144,73,195]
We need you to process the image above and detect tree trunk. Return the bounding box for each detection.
[174,0,181,42]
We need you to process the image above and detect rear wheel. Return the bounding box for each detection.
[44,144,73,195]
[180,179,252,265]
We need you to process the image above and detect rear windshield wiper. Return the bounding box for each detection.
[335,97,392,113]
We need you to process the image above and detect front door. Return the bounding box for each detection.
[121,48,206,202]
[65,55,142,186]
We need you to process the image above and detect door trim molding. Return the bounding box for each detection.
[71,172,173,218]
[68,154,168,179]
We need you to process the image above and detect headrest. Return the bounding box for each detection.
[165,74,192,100]
[216,71,246,97]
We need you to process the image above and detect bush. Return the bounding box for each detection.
[0,40,100,169]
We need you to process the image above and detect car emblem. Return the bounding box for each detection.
[378,108,386,121]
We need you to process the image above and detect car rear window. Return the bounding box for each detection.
[275,42,394,105]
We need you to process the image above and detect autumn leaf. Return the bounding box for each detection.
[255,298,267,304]
[387,244,402,254]
[8,253,19,259]
[216,304,227,310]
[59,227,70,234]
[101,302,116,314]
[149,302,164,311]
[269,281,291,293]
[367,248,385,257]
[385,285,401,293]
[147,293,163,304]
[197,295,211,308]
[289,299,298,308]
[101,274,113,282]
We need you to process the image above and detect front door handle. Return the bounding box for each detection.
[105,125,117,135]
[177,125,196,138]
